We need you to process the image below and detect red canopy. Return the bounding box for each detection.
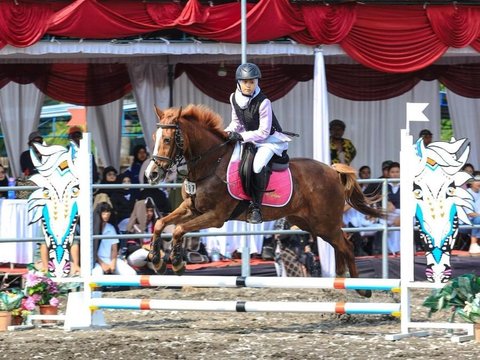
[0,1,480,73]
[2,1,480,104]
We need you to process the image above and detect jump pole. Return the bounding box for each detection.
[90,275,401,292]
[90,298,401,316]
[65,130,403,330]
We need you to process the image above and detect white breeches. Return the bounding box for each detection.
[253,146,275,173]
[251,133,289,173]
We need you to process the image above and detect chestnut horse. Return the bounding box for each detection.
[145,104,383,296]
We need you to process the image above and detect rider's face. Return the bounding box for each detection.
[239,79,257,95]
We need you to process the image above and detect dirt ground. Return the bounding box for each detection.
[0,286,478,360]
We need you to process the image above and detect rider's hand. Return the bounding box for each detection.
[228,131,243,142]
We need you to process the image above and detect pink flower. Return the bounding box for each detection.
[49,297,59,307]
[23,272,42,287]
[21,270,64,307]
[23,296,37,311]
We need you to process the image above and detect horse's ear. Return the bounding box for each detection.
[153,105,163,122]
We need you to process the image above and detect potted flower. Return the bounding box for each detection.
[23,270,61,322]
[0,277,24,331]
[10,298,33,325]
[423,273,480,340]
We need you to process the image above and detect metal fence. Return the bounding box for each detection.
[0,178,476,278]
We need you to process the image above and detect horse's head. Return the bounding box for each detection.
[145,106,184,185]
[413,137,472,283]
[27,141,80,277]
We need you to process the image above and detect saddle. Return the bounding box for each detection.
[239,142,290,198]
[226,143,293,208]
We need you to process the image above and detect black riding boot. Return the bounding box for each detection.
[247,167,271,224]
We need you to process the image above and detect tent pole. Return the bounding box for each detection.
[240,0,251,277]
[168,64,174,107]
[241,0,247,64]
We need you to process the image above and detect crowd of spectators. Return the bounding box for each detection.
[4,124,480,278]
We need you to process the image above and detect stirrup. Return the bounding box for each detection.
[247,205,262,224]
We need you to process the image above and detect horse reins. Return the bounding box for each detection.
[150,120,232,181]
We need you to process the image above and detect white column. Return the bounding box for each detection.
[313,48,336,277]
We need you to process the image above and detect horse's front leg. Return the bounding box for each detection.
[169,212,226,275]
[149,199,196,273]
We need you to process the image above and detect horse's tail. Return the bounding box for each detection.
[332,163,386,219]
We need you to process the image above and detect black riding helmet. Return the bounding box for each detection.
[235,63,262,80]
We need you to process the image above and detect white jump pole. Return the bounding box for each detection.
[90,275,401,292]
[90,298,401,316]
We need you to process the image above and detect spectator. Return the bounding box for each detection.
[68,126,99,183]
[343,202,379,257]
[125,145,148,185]
[419,129,433,146]
[462,163,475,176]
[0,164,8,198]
[20,131,43,176]
[329,119,356,165]
[91,202,136,276]
[125,198,174,273]
[111,173,136,233]
[386,162,401,255]
[363,160,392,198]
[138,186,172,216]
[358,165,371,192]
[465,171,480,255]
[93,165,120,227]
[96,166,119,198]
[137,165,172,215]
[124,144,149,200]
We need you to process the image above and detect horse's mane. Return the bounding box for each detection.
[181,104,226,139]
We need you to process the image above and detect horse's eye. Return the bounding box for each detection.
[164,138,171,145]
[413,188,423,200]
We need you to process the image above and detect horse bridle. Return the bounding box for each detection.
[150,118,232,176]
[150,123,185,172]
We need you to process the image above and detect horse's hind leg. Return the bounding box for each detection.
[331,229,372,298]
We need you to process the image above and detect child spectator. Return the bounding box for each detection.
[92,202,136,276]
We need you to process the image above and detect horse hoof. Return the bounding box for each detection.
[149,250,167,274]
[172,261,186,275]
[356,289,372,298]
[153,258,167,274]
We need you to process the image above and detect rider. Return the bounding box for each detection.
[225,63,291,224]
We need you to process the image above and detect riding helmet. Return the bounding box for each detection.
[235,63,262,80]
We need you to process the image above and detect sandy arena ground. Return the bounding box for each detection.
[0,286,478,360]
